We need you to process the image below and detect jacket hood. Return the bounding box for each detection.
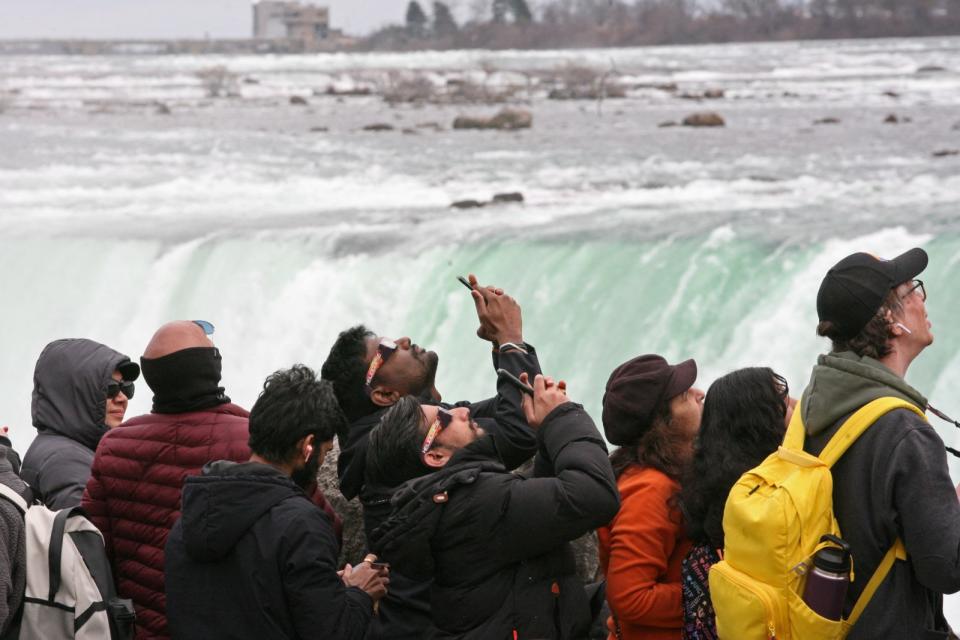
[801,351,927,436]
[32,338,138,451]
[179,461,306,562]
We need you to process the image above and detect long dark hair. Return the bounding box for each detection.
[609,400,688,482]
[679,367,788,549]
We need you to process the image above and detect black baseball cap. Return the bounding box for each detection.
[816,248,927,339]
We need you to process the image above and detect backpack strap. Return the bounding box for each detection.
[819,397,925,467]
[783,396,926,467]
[0,483,27,514]
[47,506,85,602]
[846,538,907,628]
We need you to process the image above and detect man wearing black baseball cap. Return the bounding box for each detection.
[799,247,960,638]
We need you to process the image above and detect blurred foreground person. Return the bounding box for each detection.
[369,373,619,639]
[165,365,386,640]
[0,436,29,636]
[598,355,704,640]
[22,338,139,509]
[678,367,794,639]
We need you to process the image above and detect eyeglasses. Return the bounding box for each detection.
[364,338,398,389]
[106,380,135,400]
[898,280,926,302]
[193,320,215,335]
[421,408,454,455]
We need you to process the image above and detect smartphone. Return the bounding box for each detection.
[456,275,474,291]
[497,368,534,396]
[370,562,390,572]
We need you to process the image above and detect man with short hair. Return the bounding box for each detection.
[368,373,620,639]
[82,320,340,640]
[164,365,387,640]
[801,248,960,637]
[321,281,541,639]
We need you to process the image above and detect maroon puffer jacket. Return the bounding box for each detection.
[81,403,343,640]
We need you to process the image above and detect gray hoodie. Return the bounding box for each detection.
[802,351,960,639]
[21,338,137,510]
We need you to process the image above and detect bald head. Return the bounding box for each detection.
[143,321,214,359]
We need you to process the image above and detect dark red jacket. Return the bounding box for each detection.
[81,403,343,640]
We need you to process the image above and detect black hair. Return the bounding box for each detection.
[248,364,347,465]
[365,395,432,488]
[817,289,903,360]
[320,325,377,427]
[679,367,788,548]
[609,399,685,481]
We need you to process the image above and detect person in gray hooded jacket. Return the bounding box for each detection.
[803,247,960,639]
[21,338,139,510]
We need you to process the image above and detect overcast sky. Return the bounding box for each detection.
[0,0,475,39]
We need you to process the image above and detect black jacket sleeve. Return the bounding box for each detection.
[464,344,542,420]
[887,415,960,593]
[489,403,620,563]
[281,508,374,640]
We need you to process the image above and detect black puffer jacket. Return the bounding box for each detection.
[164,461,373,640]
[21,338,137,509]
[370,403,620,640]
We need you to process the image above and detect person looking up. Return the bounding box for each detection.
[799,248,960,637]
[321,276,540,639]
[22,338,139,509]
[165,365,386,640]
[597,354,705,640]
[677,367,796,639]
[368,372,619,639]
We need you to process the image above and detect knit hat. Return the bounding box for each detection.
[601,355,697,446]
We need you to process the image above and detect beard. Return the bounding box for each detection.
[291,447,322,490]
[411,350,440,398]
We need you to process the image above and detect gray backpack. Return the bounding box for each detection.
[0,484,135,640]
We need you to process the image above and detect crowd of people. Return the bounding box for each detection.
[0,249,957,640]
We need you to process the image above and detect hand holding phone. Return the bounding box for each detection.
[497,368,534,396]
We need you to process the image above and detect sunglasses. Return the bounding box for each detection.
[421,407,454,455]
[364,338,398,389]
[106,380,135,400]
[193,320,215,335]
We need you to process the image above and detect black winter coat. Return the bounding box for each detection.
[164,461,373,640]
[337,344,543,640]
[370,403,620,640]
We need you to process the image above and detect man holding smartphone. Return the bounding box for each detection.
[367,373,619,639]
[320,275,542,640]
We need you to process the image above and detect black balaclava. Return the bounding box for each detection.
[140,347,230,414]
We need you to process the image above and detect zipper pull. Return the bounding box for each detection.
[768,622,776,639]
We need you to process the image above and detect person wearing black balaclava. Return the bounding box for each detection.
[80,320,342,640]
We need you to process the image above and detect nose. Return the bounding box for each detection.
[396,337,412,349]
[116,391,128,403]
[692,388,705,403]
[453,406,470,421]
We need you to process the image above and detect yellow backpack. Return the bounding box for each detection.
[708,396,924,639]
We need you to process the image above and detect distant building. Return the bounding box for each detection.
[253,1,330,47]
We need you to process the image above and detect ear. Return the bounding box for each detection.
[423,447,451,469]
[369,386,401,408]
[299,434,316,460]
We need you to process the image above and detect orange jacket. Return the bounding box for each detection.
[598,464,692,640]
